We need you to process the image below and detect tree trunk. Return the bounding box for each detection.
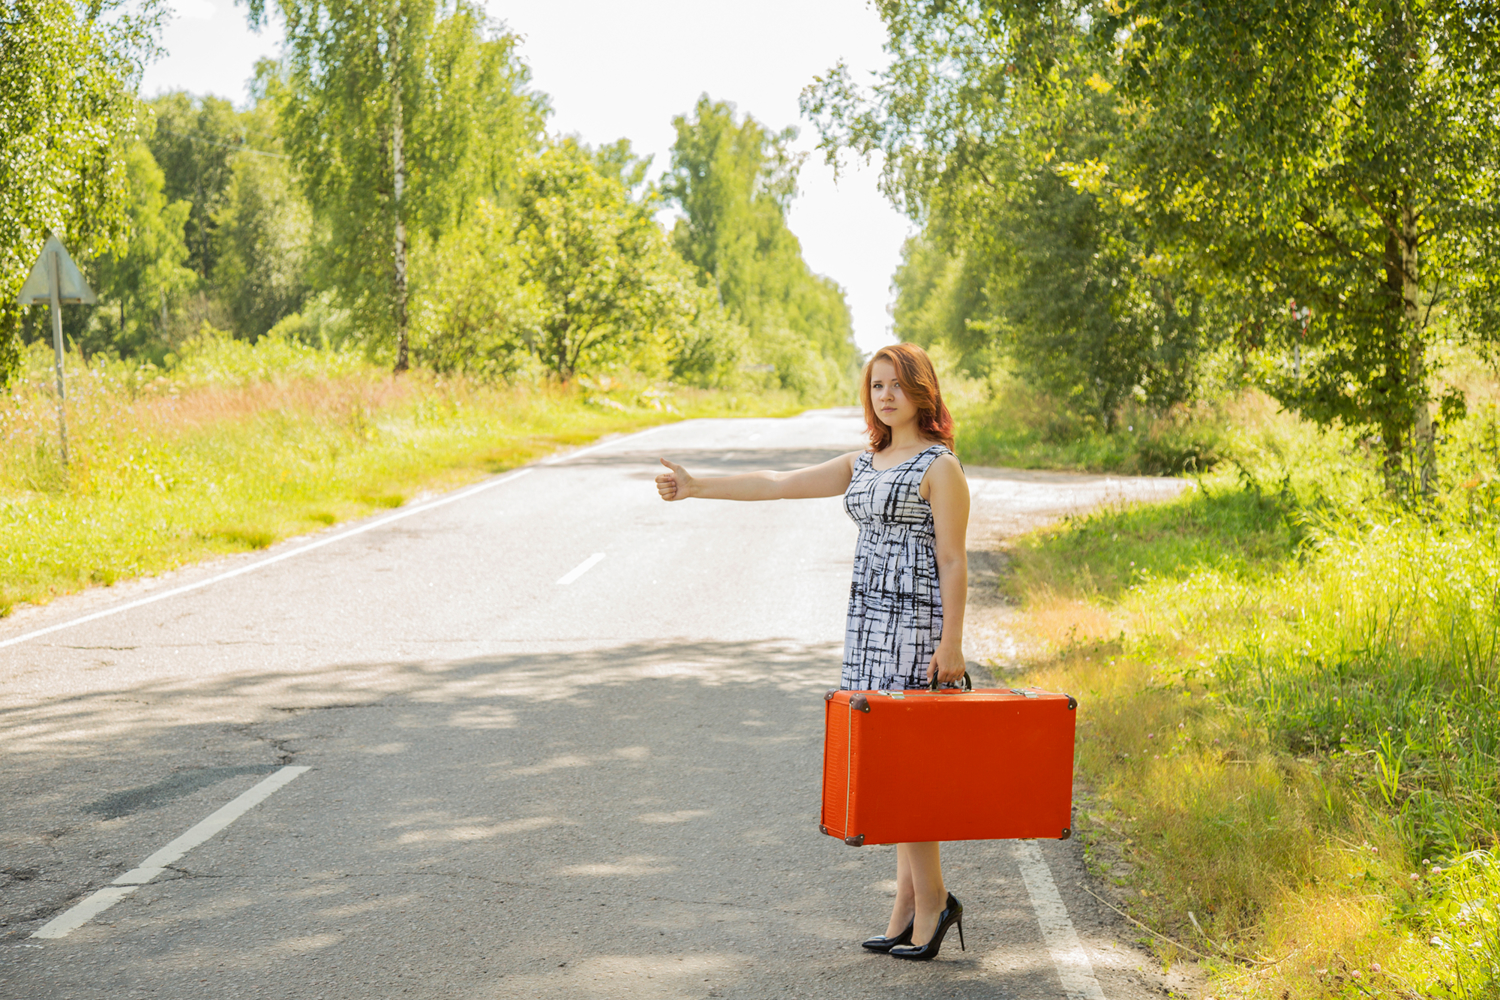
[1403,204,1434,493]
[389,2,410,374]
[1379,226,1407,485]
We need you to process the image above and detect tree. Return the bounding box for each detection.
[84,142,195,360]
[211,101,312,340]
[0,0,164,380]
[410,196,534,377]
[1107,0,1500,489]
[242,0,545,371]
[805,2,1206,426]
[513,141,699,380]
[663,96,856,387]
[145,92,242,281]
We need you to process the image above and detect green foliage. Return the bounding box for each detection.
[1107,0,1500,483]
[411,196,535,377]
[1006,384,1500,992]
[210,104,312,340]
[82,142,197,361]
[512,141,705,380]
[166,320,365,386]
[954,373,1225,475]
[665,96,856,392]
[256,0,546,362]
[145,92,243,280]
[0,0,164,383]
[890,235,988,374]
[811,0,1500,481]
[408,140,744,385]
[809,3,1208,427]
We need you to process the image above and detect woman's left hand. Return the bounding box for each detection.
[928,642,967,686]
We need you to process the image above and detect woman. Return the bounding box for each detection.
[654,343,970,961]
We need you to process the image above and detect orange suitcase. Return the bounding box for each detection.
[820,685,1077,845]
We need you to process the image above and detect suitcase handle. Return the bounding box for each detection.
[928,670,973,692]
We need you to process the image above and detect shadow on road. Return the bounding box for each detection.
[0,638,1127,999]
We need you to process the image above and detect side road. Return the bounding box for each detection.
[1,409,1195,1000]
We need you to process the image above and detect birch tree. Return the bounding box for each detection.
[1109,0,1500,490]
[241,0,544,371]
[809,1,1500,487]
[804,4,1207,425]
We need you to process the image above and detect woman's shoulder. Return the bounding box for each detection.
[918,449,967,497]
[917,441,957,463]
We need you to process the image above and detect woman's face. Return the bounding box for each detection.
[869,359,917,431]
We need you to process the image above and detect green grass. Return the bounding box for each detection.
[982,385,1500,998]
[951,372,1227,475]
[0,336,804,614]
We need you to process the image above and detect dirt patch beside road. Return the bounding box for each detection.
[963,466,1191,672]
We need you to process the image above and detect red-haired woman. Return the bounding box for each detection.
[655,343,971,960]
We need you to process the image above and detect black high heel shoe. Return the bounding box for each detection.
[861,918,914,953]
[889,892,963,961]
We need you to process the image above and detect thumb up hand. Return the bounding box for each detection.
[656,458,693,501]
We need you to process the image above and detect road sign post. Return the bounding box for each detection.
[17,235,95,472]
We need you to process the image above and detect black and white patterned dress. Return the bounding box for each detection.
[841,444,952,691]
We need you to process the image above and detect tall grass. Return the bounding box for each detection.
[989,386,1500,998]
[0,333,802,614]
[951,370,1227,475]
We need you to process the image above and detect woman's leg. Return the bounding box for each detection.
[885,844,917,937]
[904,841,947,945]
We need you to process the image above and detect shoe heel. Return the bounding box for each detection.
[957,918,965,951]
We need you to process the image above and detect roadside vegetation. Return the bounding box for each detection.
[0,333,799,616]
[953,369,1500,998]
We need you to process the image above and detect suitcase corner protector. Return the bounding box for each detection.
[1066,694,1078,710]
[819,824,829,836]
[1060,827,1072,840]
[844,834,865,847]
[849,694,871,713]
[825,689,838,702]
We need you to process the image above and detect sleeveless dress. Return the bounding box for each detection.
[841,444,952,691]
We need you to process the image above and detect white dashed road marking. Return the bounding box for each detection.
[32,766,310,940]
[556,553,606,586]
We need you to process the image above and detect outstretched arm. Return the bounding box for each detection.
[924,454,970,685]
[656,452,859,502]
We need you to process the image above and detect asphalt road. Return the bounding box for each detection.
[0,409,1193,1000]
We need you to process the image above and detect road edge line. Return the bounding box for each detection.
[1016,839,1108,1000]
[0,420,685,653]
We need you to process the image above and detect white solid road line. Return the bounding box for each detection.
[0,468,531,653]
[556,553,606,586]
[32,766,310,940]
[1016,840,1108,1000]
[0,422,676,653]
[542,422,668,465]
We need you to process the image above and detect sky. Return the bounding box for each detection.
[139,0,913,356]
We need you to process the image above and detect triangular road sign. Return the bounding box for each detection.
[17,235,96,305]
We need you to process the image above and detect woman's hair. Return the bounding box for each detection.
[860,343,956,453]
